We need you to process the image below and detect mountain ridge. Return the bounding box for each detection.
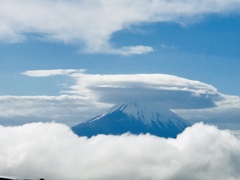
[72,102,191,138]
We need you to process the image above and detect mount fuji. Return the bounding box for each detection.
[72,102,191,138]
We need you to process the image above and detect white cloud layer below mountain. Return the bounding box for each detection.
[0,122,240,180]
[1,0,240,54]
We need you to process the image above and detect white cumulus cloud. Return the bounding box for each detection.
[0,122,240,179]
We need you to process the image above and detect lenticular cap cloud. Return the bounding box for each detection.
[22,69,221,109]
[68,72,220,109]
[22,70,221,109]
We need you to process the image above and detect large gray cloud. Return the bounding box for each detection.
[174,94,240,129]
[0,122,240,179]
[1,0,240,54]
[92,87,217,109]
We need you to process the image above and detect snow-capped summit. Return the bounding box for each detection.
[72,102,191,138]
[107,102,185,126]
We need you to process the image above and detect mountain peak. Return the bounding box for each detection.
[72,101,191,138]
[108,102,186,126]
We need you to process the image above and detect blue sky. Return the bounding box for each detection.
[2,2,240,178]
[0,0,240,128]
[1,15,240,95]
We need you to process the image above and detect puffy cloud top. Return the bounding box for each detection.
[0,122,240,179]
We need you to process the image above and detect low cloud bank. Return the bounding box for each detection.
[1,122,240,179]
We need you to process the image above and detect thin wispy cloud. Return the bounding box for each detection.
[0,95,109,126]
[120,45,154,55]
[160,44,178,50]
[22,69,86,77]
[0,0,240,54]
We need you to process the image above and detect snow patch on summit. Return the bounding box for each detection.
[107,102,189,127]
